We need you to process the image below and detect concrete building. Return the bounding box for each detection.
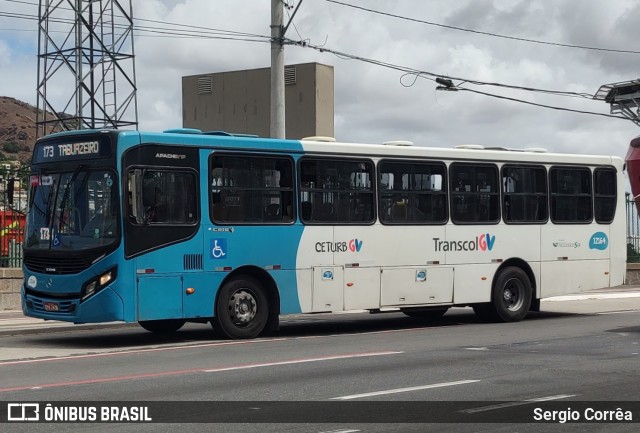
[182,62,334,139]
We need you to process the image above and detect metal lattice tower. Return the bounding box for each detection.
[36,0,138,138]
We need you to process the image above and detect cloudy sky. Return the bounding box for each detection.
[1,0,639,160]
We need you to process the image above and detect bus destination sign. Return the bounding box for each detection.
[33,138,111,163]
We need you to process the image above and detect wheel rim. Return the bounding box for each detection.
[228,288,258,327]
[501,277,525,312]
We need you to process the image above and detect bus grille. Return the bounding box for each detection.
[28,297,77,314]
[184,254,203,270]
[24,256,89,274]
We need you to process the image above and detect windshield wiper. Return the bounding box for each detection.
[53,165,86,245]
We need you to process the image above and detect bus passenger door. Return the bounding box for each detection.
[137,276,183,320]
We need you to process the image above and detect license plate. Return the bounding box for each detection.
[44,302,59,312]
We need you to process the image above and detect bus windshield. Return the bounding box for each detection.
[25,168,119,251]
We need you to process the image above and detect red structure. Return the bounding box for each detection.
[0,210,25,257]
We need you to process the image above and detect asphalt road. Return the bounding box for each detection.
[1,295,639,433]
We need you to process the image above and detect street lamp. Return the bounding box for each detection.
[594,79,640,126]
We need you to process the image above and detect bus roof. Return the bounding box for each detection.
[38,128,621,168]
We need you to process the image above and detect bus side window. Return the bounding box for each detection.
[301,201,312,221]
[314,202,335,221]
[264,203,281,221]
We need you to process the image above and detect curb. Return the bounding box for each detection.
[0,320,136,337]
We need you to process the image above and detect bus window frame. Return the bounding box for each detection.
[449,162,501,225]
[549,165,594,225]
[377,158,448,226]
[500,164,549,225]
[593,166,617,225]
[126,165,200,227]
[298,156,376,226]
[208,152,297,226]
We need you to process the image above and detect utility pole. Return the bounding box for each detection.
[270,0,286,139]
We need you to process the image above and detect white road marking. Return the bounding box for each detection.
[318,430,361,433]
[596,310,640,315]
[331,379,480,400]
[543,292,640,302]
[0,338,289,366]
[202,351,403,373]
[460,394,576,413]
[465,347,489,351]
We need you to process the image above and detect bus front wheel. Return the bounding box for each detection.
[473,267,532,323]
[214,277,268,339]
[138,319,185,333]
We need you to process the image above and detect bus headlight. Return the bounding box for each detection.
[81,267,117,301]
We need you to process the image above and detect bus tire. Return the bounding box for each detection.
[138,319,185,333]
[492,266,532,322]
[401,307,449,319]
[215,276,268,339]
[473,267,532,322]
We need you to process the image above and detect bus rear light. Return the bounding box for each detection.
[186,288,195,295]
[481,277,487,281]
[346,282,354,287]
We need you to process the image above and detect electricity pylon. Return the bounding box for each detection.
[36,0,138,137]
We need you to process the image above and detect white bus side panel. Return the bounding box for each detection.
[380,266,453,306]
[296,226,335,313]
[540,224,610,297]
[312,266,344,312]
[333,226,448,267]
[344,267,380,310]
[445,224,540,303]
[335,225,448,309]
[609,176,627,286]
[540,260,610,298]
[451,263,494,304]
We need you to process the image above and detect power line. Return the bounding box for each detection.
[0,9,272,43]
[286,39,629,121]
[0,0,273,42]
[288,39,595,99]
[457,87,627,120]
[325,0,640,55]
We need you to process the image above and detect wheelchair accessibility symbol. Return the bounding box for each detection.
[211,239,227,259]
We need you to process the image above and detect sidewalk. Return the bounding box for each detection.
[2,285,639,336]
[0,310,133,335]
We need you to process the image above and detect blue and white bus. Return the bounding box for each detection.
[21,129,626,339]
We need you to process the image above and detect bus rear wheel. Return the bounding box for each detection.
[138,319,185,333]
[473,266,532,323]
[214,277,268,339]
